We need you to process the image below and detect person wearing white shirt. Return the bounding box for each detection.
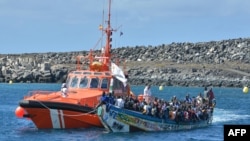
[115,96,124,108]
[143,84,152,103]
[61,83,67,97]
[204,87,209,99]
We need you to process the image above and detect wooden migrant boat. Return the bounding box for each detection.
[97,92,215,132]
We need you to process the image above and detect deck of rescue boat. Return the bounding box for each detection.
[22,89,103,108]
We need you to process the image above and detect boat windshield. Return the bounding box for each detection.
[70,77,79,88]
[79,76,88,88]
[66,75,109,89]
[101,78,108,89]
[90,77,99,88]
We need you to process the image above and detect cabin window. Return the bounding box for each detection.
[112,77,127,93]
[105,72,111,76]
[112,77,123,89]
[79,77,88,88]
[83,72,91,75]
[94,72,102,75]
[90,78,99,88]
[101,78,109,89]
[65,76,70,87]
[74,71,82,74]
[70,77,79,88]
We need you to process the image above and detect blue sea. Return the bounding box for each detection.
[1,83,250,141]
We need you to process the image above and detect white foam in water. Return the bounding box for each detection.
[212,108,250,123]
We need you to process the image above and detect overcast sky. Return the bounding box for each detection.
[0,0,250,54]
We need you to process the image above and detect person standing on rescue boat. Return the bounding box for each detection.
[61,83,67,97]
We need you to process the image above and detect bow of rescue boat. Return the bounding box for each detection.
[15,89,104,129]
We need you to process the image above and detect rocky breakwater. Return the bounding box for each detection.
[0,37,250,87]
[0,52,88,83]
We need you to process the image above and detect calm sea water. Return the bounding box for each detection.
[1,83,250,141]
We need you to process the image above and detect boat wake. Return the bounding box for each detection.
[212,108,250,124]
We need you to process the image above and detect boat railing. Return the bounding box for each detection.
[25,89,101,108]
[24,90,58,99]
[55,95,101,108]
[24,90,60,100]
[76,55,89,71]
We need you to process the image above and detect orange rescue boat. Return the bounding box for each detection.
[15,0,133,129]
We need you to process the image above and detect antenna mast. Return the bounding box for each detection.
[103,0,115,66]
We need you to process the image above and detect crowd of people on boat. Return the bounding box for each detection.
[99,86,216,123]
